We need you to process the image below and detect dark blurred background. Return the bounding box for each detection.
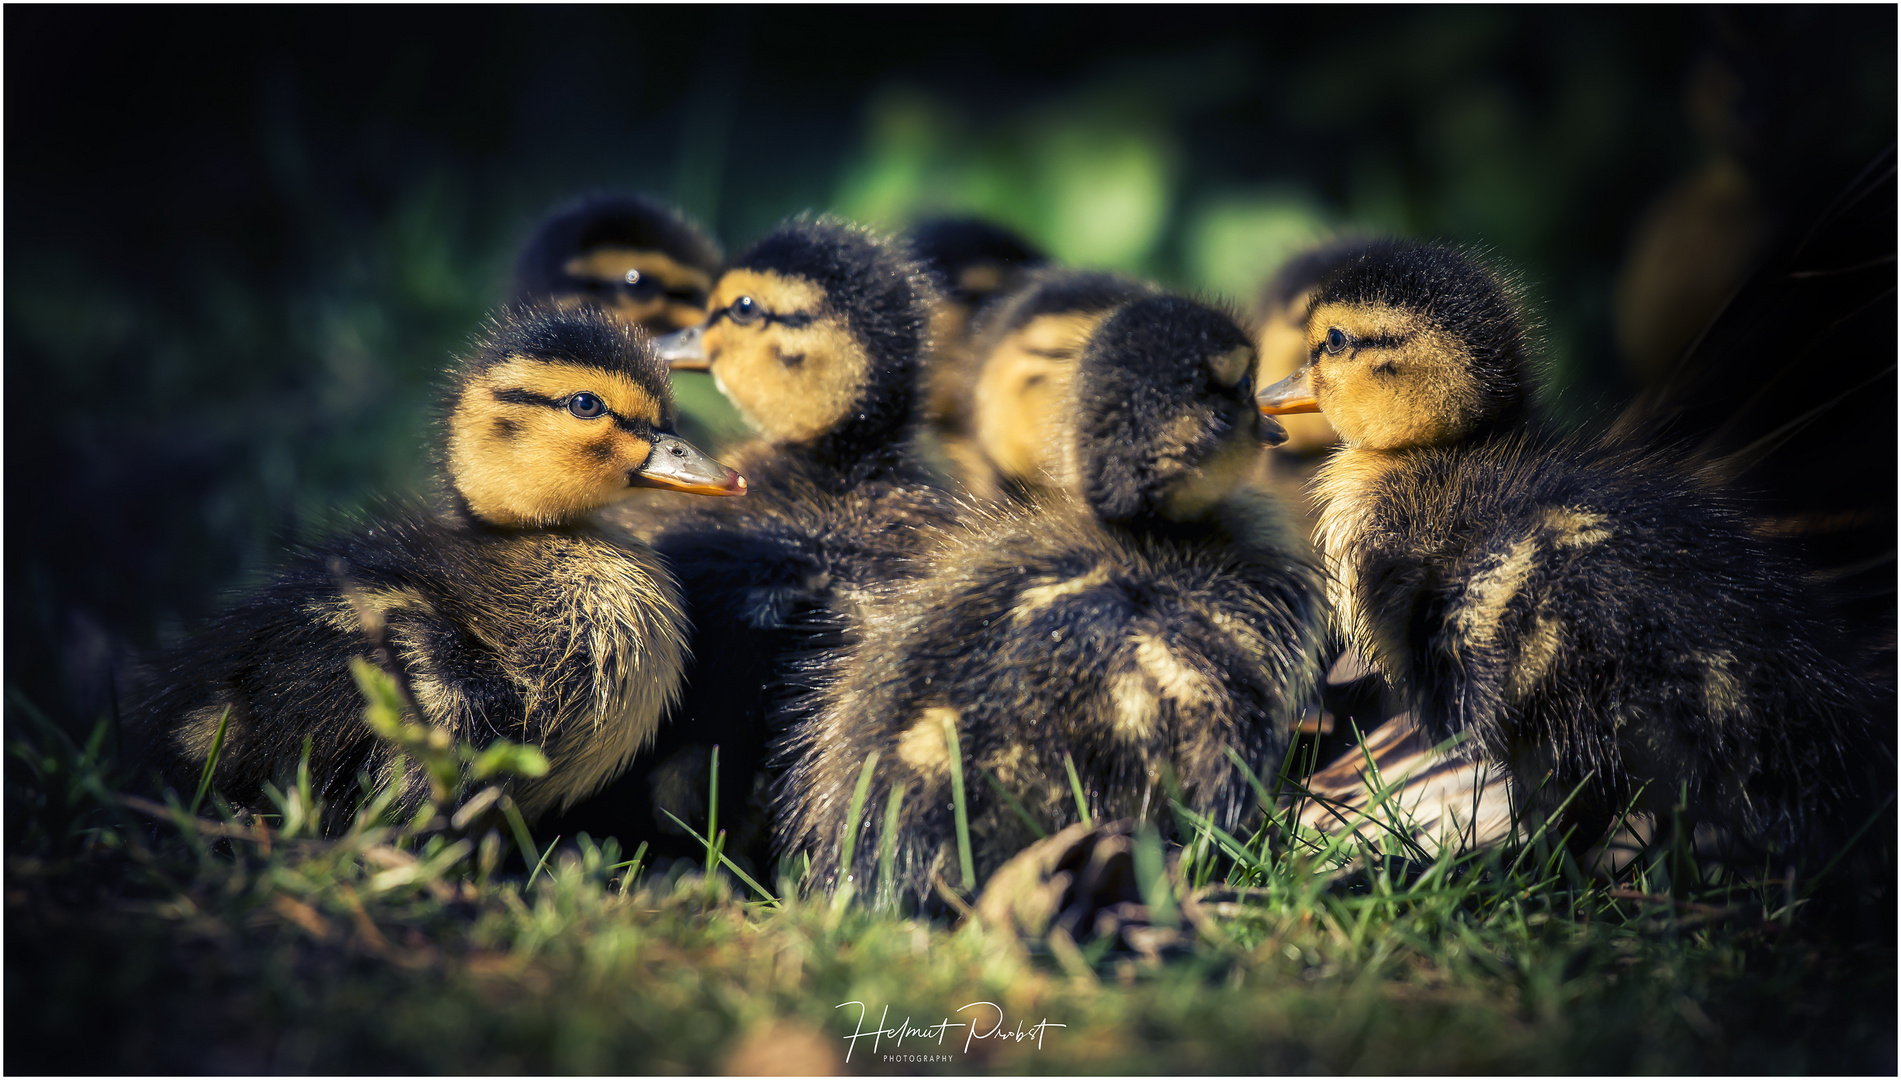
[6,6,1894,730]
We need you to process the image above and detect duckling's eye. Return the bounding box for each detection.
[729,296,762,325]
[621,269,659,298]
[1324,327,1350,355]
[568,392,607,419]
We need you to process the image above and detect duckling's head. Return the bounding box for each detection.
[445,307,744,529]
[970,268,1156,487]
[903,217,1050,426]
[655,217,932,462]
[1258,241,1536,451]
[509,193,723,335]
[903,215,1047,316]
[1073,296,1284,523]
[1249,237,1385,455]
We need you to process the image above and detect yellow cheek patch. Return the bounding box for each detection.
[1304,302,1488,450]
[973,312,1107,482]
[447,358,667,527]
[704,270,870,443]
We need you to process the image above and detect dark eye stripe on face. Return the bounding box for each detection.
[1358,332,1411,349]
[1312,330,1412,359]
[493,387,564,409]
[491,387,659,438]
[705,307,820,329]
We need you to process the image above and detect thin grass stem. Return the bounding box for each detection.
[837,751,881,893]
[527,834,560,886]
[877,786,904,911]
[941,714,975,893]
[1063,753,1091,827]
[705,745,720,877]
[982,768,1047,840]
[189,706,232,817]
[659,808,779,904]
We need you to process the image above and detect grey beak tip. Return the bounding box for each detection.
[653,326,707,363]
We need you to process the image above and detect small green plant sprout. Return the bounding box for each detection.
[348,657,548,834]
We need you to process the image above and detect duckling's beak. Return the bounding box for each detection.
[630,433,747,497]
[653,326,710,371]
[1256,412,1289,447]
[1257,364,1321,415]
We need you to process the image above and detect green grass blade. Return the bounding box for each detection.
[705,744,720,876]
[611,840,649,896]
[660,808,779,904]
[1063,752,1092,827]
[1168,799,1272,877]
[499,796,541,871]
[1506,769,1597,877]
[941,714,975,893]
[877,786,905,912]
[188,706,232,818]
[527,834,560,886]
[982,767,1047,840]
[837,750,881,893]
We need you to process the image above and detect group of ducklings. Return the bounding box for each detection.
[134,172,1891,908]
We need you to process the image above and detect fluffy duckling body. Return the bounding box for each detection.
[134,308,745,822]
[782,296,1327,905]
[541,218,959,865]
[1259,240,1882,852]
[967,268,1156,503]
[510,193,723,336]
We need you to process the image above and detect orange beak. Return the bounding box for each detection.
[1256,365,1320,415]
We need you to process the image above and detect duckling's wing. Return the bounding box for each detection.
[1614,148,1896,643]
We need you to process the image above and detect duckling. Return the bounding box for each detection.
[899,216,1049,495]
[1247,238,1386,462]
[538,217,960,867]
[1253,238,1476,784]
[132,307,746,824]
[510,193,723,336]
[780,295,1327,905]
[1258,238,1885,856]
[965,267,1156,504]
